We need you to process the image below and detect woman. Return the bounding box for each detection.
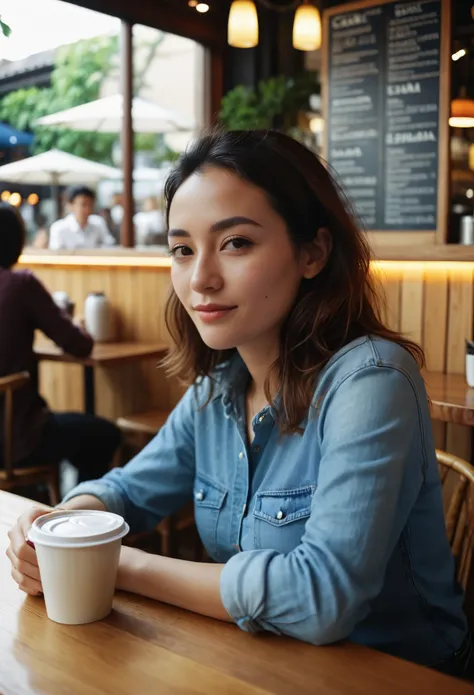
[7,131,472,677]
[0,202,120,490]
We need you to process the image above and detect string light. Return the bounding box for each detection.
[9,192,21,207]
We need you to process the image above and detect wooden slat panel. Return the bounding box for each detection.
[372,266,401,331]
[423,269,448,371]
[423,270,449,451]
[400,267,424,343]
[446,268,473,374]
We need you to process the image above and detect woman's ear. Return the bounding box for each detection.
[301,227,332,279]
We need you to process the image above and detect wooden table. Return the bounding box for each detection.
[1,491,472,695]
[33,341,167,415]
[424,371,474,426]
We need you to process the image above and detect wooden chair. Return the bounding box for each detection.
[0,372,60,505]
[116,410,170,452]
[436,449,474,625]
[117,409,202,559]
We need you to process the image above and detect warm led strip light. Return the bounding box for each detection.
[18,254,173,269]
[18,255,474,274]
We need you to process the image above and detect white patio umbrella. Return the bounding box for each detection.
[0,149,120,185]
[0,149,120,216]
[35,94,193,134]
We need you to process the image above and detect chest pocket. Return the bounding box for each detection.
[253,485,316,554]
[193,474,227,560]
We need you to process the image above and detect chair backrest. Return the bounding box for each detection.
[0,372,30,478]
[436,450,474,597]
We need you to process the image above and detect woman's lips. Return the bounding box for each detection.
[194,305,237,322]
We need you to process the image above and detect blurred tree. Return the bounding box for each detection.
[0,35,119,163]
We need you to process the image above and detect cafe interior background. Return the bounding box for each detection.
[1,0,474,485]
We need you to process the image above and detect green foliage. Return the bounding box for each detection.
[134,133,179,166]
[0,19,11,37]
[0,35,119,163]
[219,72,318,132]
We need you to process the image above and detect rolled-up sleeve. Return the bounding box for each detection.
[220,365,425,644]
[62,386,197,532]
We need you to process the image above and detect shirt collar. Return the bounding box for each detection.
[211,352,279,421]
[67,213,89,234]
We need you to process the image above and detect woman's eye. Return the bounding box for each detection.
[169,245,192,259]
[223,237,252,251]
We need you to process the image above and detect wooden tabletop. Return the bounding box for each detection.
[424,370,474,426]
[1,491,472,695]
[34,340,168,366]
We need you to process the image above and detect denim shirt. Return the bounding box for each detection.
[64,336,467,666]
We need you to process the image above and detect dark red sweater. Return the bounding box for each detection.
[0,268,93,463]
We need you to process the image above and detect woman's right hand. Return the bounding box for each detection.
[6,506,51,596]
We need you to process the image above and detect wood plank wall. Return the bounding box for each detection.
[28,264,185,422]
[24,260,474,461]
[373,262,474,462]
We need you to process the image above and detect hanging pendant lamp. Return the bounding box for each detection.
[228,0,259,48]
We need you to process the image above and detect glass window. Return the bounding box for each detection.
[0,0,121,249]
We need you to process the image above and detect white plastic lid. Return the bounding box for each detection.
[28,510,129,548]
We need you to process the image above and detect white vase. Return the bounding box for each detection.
[466,354,474,388]
[84,292,114,343]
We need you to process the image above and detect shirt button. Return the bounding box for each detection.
[239,451,244,460]
[195,490,205,501]
[276,510,285,520]
[253,445,261,453]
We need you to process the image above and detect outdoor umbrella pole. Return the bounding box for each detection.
[51,172,61,220]
[121,20,134,248]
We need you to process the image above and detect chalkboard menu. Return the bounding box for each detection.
[323,0,447,232]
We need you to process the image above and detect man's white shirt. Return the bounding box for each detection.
[49,213,116,250]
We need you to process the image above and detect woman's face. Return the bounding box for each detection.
[168,166,325,354]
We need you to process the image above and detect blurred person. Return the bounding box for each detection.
[0,203,120,490]
[99,207,120,244]
[134,196,166,246]
[110,192,124,228]
[49,186,116,250]
[31,214,49,250]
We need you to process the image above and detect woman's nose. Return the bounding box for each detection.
[190,255,223,293]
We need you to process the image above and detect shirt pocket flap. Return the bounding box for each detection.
[254,485,316,526]
[194,475,227,510]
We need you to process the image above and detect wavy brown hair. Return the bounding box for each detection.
[162,129,424,434]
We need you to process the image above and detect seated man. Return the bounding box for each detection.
[49,186,116,250]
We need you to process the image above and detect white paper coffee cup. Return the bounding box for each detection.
[28,509,129,625]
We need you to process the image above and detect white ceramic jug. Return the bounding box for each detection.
[84,292,114,342]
